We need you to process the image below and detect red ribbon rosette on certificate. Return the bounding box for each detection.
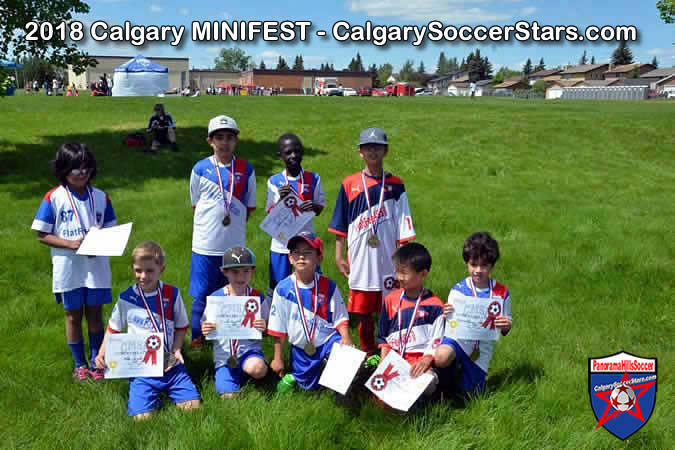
[482,301,502,329]
[241,298,259,327]
[283,196,301,217]
[370,363,400,391]
[143,334,162,365]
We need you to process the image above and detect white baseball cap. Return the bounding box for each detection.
[208,115,240,137]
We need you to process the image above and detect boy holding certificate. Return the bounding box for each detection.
[329,128,416,356]
[434,232,513,394]
[268,232,353,390]
[265,133,325,294]
[201,246,269,398]
[189,115,257,348]
[376,243,445,397]
[95,241,201,419]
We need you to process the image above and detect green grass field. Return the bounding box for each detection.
[0,95,673,449]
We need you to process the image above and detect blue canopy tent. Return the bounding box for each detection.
[1,60,24,95]
[112,55,169,96]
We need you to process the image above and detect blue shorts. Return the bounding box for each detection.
[269,250,321,292]
[215,350,266,394]
[189,252,228,299]
[290,334,340,390]
[128,364,201,416]
[440,337,487,394]
[54,287,112,310]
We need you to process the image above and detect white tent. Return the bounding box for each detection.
[112,55,168,96]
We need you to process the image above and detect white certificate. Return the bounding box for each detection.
[204,296,263,340]
[365,351,433,412]
[104,332,164,379]
[77,222,133,256]
[259,193,315,244]
[444,294,503,341]
[319,344,367,395]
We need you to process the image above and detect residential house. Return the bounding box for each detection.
[654,74,675,95]
[528,68,562,85]
[494,78,530,95]
[545,80,583,99]
[640,67,675,89]
[560,64,609,81]
[604,64,655,79]
[427,70,471,94]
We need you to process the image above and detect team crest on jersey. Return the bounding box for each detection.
[383,276,399,291]
[234,172,243,183]
[589,351,657,440]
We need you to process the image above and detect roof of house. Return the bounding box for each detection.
[529,69,562,78]
[542,75,563,81]
[475,79,493,86]
[640,67,675,78]
[613,78,651,86]
[655,74,675,85]
[581,79,620,87]
[561,64,608,74]
[550,80,584,88]
[605,63,653,73]
[494,79,528,88]
[448,82,470,88]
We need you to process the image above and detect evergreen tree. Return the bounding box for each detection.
[651,56,659,68]
[579,50,588,65]
[448,57,459,72]
[355,52,364,71]
[292,55,304,71]
[590,56,596,64]
[276,56,289,70]
[534,57,545,72]
[436,52,448,74]
[368,63,377,73]
[259,60,266,70]
[523,58,533,75]
[611,40,634,65]
[417,60,426,74]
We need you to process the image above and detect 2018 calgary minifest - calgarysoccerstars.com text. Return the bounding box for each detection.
[24,19,639,48]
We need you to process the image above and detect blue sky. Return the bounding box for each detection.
[77,0,674,72]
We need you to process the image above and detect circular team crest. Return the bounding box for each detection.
[383,276,399,291]
[146,335,161,350]
[284,196,297,208]
[488,301,501,316]
[610,383,636,412]
[371,374,387,391]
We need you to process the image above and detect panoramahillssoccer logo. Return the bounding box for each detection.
[589,351,657,440]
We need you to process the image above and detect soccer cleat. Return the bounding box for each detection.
[73,367,90,382]
[276,374,296,393]
[365,354,381,369]
[89,368,105,381]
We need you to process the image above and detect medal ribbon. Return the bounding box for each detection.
[212,156,235,220]
[241,296,259,328]
[284,168,305,199]
[143,335,159,365]
[360,170,386,240]
[283,196,301,217]
[397,290,423,358]
[64,185,96,234]
[294,273,319,346]
[371,363,400,391]
[226,286,250,357]
[138,281,168,349]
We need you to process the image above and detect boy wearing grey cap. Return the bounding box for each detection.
[328,128,416,360]
[201,246,269,398]
[188,116,257,348]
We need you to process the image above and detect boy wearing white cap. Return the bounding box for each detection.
[188,115,257,348]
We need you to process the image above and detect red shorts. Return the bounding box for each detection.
[348,289,382,315]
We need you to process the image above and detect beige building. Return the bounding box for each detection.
[239,70,374,94]
[67,55,189,91]
[189,69,240,91]
[560,64,609,81]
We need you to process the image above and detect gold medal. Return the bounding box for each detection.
[367,234,380,248]
[222,215,231,226]
[227,355,238,369]
[108,361,118,369]
[304,343,317,356]
[470,349,480,361]
[164,352,177,371]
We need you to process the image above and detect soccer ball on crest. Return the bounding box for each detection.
[245,299,259,313]
[610,383,636,412]
[146,335,161,350]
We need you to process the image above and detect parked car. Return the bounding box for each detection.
[328,89,343,96]
[342,88,357,96]
[415,89,433,96]
[371,88,388,96]
[357,87,372,96]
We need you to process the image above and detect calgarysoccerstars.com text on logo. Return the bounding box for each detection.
[588,351,657,440]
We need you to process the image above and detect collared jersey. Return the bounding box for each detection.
[447,277,512,374]
[267,274,349,348]
[265,169,325,253]
[108,282,189,352]
[190,156,256,255]
[32,185,116,293]
[328,171,416,291]
[202,286,269,369]
[377,289,445,356]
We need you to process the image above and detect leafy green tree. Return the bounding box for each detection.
[657,0,674,23]
[376,63,393,87]
[215,47,251,71]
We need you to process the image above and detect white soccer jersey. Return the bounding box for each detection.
[265,169,325,253]
[108,282,189,352]
[447,278,512,374]
[31,185,116,293]
[202,286,269,369]
[190,156,256,256]
[328,172,416,291]
[267,274,349,348]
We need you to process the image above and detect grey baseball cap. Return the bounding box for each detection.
[359,128,388,146]
[208,115,240,137]
[221,246,256,269]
